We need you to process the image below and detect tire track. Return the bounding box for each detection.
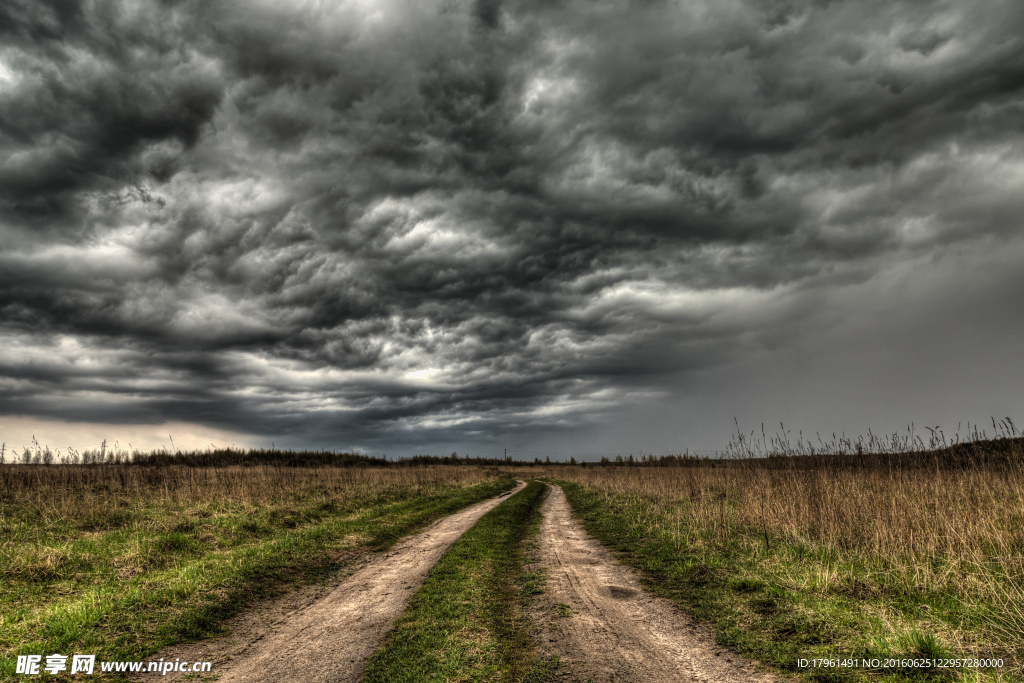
[533,484,785,682]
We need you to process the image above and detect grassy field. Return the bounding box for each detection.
[0,463,512,680]
[362,480,555,683]
[4,436,1021,682]
[519,442,1023,682]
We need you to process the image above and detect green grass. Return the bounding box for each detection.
[555,480,1018,683]
[0,473,514,681]
[362,481,557,683]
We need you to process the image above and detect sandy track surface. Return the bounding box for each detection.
[533,485,785,683]
[139,482,524,683]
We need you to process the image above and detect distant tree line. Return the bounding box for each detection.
[2,435,1021,471]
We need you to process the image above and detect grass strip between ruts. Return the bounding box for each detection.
[362,480,556,683]
[1,477,515,682]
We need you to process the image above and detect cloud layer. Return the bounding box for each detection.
[2,0,1023,454]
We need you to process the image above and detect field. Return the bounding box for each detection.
[0,461,512,680]
[2,438,1022,682]
[525,440,1024,681]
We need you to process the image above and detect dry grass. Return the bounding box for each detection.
[0,463,492,522]
[0,464,497,602]
[546,462,1024,602]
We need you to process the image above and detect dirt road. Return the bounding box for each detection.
[533,484,783,683]
[143,482,525,683]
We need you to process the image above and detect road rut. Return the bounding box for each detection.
[533,484,784,683]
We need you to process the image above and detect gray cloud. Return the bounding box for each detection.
[1,0,1023,454]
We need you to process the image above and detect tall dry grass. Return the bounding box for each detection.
[517,442,1024,649]
[0,464,494,531]
[552,463,1023,591]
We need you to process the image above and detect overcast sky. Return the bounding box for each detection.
[2,0,1023,459]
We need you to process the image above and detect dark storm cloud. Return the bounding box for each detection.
[0,0,224,235]
[2,0,1023,451]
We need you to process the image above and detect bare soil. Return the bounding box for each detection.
[137,482,525,683]
[531,484,787,683]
